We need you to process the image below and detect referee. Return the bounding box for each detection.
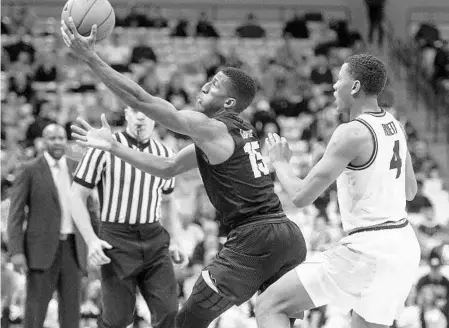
[70,107,185,328]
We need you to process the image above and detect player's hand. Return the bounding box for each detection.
[60,17,97,62]
[10,253,28,275]
[88,238,112,266]
[266,133,292,164]
[71,114,115,152]
[169,242,189,268]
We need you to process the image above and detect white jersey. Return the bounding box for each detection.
[337,109,408,232]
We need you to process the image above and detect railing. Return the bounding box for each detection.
[384,14,449,144]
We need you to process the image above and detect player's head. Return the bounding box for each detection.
[333,54,387,112]
[197,67,257,116]
[124,107,155,141]
[42,124,67,160]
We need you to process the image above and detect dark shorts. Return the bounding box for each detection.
[204,217,307,303]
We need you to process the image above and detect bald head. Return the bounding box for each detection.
[43,124,66,139]
[43,124,67,160]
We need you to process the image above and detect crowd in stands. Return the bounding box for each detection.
[1,4,448,328]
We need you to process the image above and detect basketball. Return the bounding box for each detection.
[61,0,115,42]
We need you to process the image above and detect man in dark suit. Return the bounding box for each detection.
[7,124,87,328]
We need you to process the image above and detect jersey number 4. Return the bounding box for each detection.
[389,140,402,179]
[244,141,270,178]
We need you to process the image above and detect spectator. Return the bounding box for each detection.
[202,43,227,79]
[416,250,449,327]
[411,140,438,178]
[235,13,266,38]
[414,21,441,50]
[364,0,387,47]
[282,14,309,39]
[171,18,190,37]
[8,69,33,102]
[407,180,432,214]
[195,12,219,38]
[432,41,449,87]
[1,241,18,328]
[148,6,169,29]
[225,46,245,69]
[33,51,58,82]
[310,54,334,87]
[417,201,444,238]
[7,124,88,328]
[96,30,131,73]
[123,5,149,28]
[4,26,35,63]
[25,100,58,147]
[165,72,190,109]
[130,33,158,65]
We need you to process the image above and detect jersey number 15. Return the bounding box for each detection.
[244,141,270,178]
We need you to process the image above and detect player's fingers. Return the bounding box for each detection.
[92,250,107,265]
[89,254,99,266]
[76,117,93,130]
[268,133,275,144]
[60,20,71,36]
[89,24,97,41]
[71,125,87,136]
[60,28,72,47]
[96,251,111,264]
[100,113,110,129]
[272,133,281,143]
[75,139,90,147]
[100,240,113,249]
[68,17,80,37]
[265,137,271,147]
[71,133,87,141]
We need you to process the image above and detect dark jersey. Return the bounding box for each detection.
[195,112,284,228]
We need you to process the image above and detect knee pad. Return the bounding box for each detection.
[175,274,234,328]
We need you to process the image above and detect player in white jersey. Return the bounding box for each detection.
[255,54,421,328]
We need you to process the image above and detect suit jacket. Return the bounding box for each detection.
[7,155,88,271]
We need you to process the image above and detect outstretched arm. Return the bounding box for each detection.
[267,123,364,208]
[71,115,198,179]
[60,19,220,140]
[111,142,198,179]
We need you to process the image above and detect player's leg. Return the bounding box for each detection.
[255,269,316,328]
[97,263,137,328]
[351,312,388,328]
[175,271,235,328]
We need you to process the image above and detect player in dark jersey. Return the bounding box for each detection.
[62,20,307,328]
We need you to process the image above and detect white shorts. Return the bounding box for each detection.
[296,222,421,325]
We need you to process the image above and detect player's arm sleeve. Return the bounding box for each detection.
[273,123,361,208]
[73,148,107,189]
[86,53,224,140]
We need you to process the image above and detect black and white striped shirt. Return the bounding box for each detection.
[74,131,175,224]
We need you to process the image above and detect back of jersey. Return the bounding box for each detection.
[337,109,408,232]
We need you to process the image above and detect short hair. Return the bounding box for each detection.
[220,67,257,112]
[344,54,387,96]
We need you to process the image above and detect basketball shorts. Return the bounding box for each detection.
[204,218,307,304]
[296,220,421,325]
